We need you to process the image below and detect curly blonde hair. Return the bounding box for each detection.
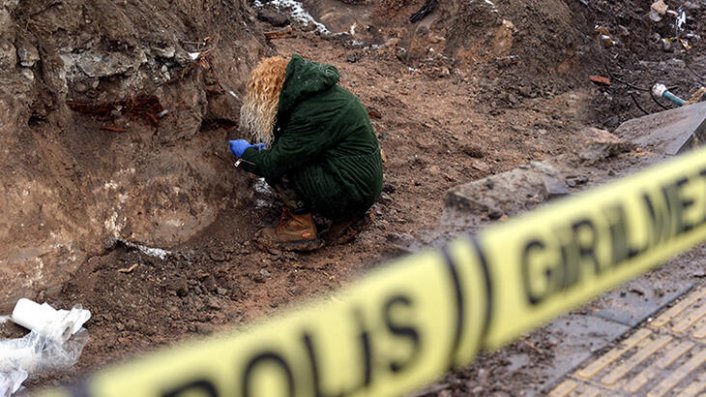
[239,56,289,145]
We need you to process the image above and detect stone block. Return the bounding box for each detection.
[615,101,706,155]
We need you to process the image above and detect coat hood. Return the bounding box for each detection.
[276,55,340,126]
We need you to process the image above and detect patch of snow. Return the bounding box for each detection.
[253,0,330,35]
[118,239,171,260]
[254,178,272,195]
[255,199,271,209]
[136,246,170,260]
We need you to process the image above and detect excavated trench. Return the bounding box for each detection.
[0,0,267,310]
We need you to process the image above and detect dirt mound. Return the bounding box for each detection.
[0,0,268,308]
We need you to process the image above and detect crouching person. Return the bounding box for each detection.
[229,54,384,251]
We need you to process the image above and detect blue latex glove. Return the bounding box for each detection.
[229,140,266,158]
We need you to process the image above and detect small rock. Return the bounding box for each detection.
[125,319,139,331]
[566,175,589,187]
[152,44,176,59]
[20,69,34,81]
[518,85,532,97]
[472,160,491,173]
[367,107,382,119]
[346,52,361,63]
[17,45,39,68]
[195,323,213,335]
[463,145,485,158]
[209,251,228,262]
[396,47,408,62]
[662,38,673,52]
[488,209,503,220]
[103,236,118,250]
[651,0,668,15]
[207,297,222,310]
[216,287,228,295]
[115,322,125,332]
[256,8,290,27]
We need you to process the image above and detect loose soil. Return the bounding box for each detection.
[3,0,704,395]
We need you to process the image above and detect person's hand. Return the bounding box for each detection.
[229,140,265,158]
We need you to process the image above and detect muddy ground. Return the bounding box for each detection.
[2,0,705,395]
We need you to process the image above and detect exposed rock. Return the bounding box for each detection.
[16,45,40,67]
[61,49,148,79]
[0,0,267,309]
[257,7,291,27]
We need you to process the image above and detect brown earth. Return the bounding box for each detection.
[0,0,704,395]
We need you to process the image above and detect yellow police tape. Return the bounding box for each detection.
[41,146,706,397]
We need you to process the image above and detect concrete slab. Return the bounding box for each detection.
[530,314,630,395]
[444,127,635,218]
[614,101,706,155]
[445,161,563,216]
[590,278,695,327]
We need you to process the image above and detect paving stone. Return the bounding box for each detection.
[532,314,630,395]
[614,101,706,156]
[590,278,695,327]
[550,286,706,397]
[445,161,561,216]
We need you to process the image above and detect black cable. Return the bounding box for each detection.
[630,93,650,115]
[603,66,650,92]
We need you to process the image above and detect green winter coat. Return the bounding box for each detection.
[242,55,383,221]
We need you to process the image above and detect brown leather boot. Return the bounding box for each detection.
[255,208,324,252]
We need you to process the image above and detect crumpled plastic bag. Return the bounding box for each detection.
[0,302,91,396]
[0,329,89,374]
[0,370,27,397]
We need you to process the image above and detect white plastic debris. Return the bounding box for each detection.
[675,8,687,33]
[0,299,91,396]
[0,370,27,397]
[11,299,91,343]
[116,239,171,260]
